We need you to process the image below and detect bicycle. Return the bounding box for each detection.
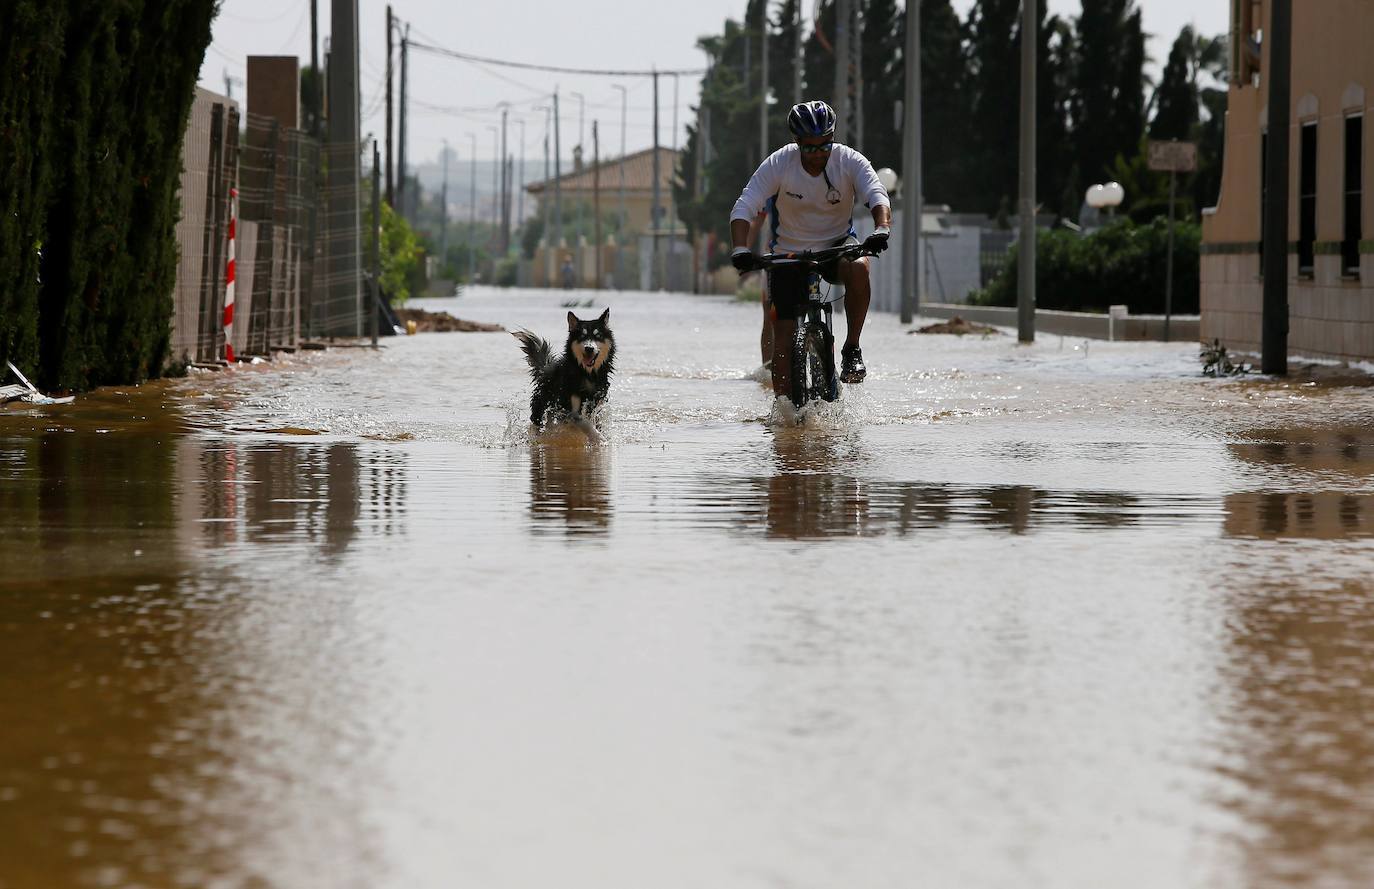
[748,242,879,411]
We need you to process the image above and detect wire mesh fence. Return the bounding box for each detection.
[172,91,365,366]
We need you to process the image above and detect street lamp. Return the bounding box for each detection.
[1086,181,1125,214]
[875,167,899,195]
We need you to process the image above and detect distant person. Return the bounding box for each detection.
[730,100,891,395]
[560,257,576,290]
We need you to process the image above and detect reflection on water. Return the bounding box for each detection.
[711,430,1219,540]
[6,286,1374,888]
[1225,491,1374,539]
[184,441,405,554]
[527,440,612,537]
[0,419,410,888]
[1230,427,1374,481]
[1225,428,1374,539]
[1219,576,1374,887]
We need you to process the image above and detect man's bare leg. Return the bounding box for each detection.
[771,318,795,398]
[760,297,775,368]
[840,258,871,349]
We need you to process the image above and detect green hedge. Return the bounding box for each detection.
[972,217,1201,315]
[0,1,216,392]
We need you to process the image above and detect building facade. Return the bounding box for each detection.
[1202,0,1374,361]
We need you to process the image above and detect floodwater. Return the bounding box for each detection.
[3,285,1374,889]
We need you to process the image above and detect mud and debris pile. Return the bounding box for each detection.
[393,308,505,333]
[911,316,1001,336]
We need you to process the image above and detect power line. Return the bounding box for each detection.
[407,39,704,77]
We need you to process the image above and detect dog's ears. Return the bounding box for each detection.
[567,311,578,330]
[598,307,610,325]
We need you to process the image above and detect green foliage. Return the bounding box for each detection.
[2,0,216,391]
[0,1,66,379]
[972,217,1200,315]
[1074,1,1149,188]
[365,200,423,303]
[1150,28,1196,140]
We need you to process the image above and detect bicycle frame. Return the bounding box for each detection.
[750,244,878,409]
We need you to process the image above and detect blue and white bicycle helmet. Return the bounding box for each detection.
[787,100,836,139]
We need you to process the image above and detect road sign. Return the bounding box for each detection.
[1148,140,1198,173]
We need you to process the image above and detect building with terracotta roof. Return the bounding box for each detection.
[525,146,684,237]
[1202,0,1374,361]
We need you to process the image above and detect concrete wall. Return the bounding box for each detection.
[1202,0,1374,360]
[918,303,1201,342]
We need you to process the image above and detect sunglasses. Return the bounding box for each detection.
[798,141,834,154]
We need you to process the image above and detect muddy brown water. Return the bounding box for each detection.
[3,286,1374,888]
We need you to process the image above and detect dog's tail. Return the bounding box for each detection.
[512,330,552,380]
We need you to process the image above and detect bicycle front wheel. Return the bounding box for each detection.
[790,321,833,409]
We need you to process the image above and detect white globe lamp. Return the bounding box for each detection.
[876,167,899,195]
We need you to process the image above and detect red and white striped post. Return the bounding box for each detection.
[223,187,238,363]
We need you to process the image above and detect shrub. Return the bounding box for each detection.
[971,217,1200,315]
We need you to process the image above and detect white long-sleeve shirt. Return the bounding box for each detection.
[730,143,890,253]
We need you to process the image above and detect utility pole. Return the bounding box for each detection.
[1262,0,1292,375]
[593,120,602,289]
[439,140,450,261]
[309,0,320,136]
[516,118,526,236]
[398,24,409,220]
[671,72,681,254]
[500,106,510,254]
[760,17,769,163]
[612,84,628,234]
[553,89,563,254]
[852,1,864,151]
[1017,0,1037,343]
[652,68,662,290]
[370,140,381,347]
[793,0,802,105]
[572,91,585,248]
[488,126,500,239]
[467,132,477,283]
[540,107,551,282]
[900,0,922,324]
[834,0,850,143]
[385,5,394,206]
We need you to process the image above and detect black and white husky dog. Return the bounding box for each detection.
[513,308,616,431]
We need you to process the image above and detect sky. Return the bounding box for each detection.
[200,0,1231,172]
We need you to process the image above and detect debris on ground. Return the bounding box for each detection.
[911,316,1001,336]
[3,362,75,405]
[1200,339,1250,377]
[393,308,505,333]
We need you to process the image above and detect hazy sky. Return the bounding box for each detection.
[200,0,1230,168]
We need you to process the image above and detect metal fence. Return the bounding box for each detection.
[172,89,365,368]
[171,88,240,366]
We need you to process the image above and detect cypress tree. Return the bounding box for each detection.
[37,1,216,391]
[915,0,970,208]
[1072,0,1146,185]
[802,0,837,110]
[964,0,1021,215]
[1150,27,1197,140]
[858,0,903,172]
[769,0,803,146]
[0,2,67,380]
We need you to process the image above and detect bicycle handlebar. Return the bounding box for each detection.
[747,243,879,272]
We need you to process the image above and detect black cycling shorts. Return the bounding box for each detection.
[765,237,856,322]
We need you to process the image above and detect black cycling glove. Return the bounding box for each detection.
[731,247,756,273]
[863,225,891,254]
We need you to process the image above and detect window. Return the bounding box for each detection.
[1299,122,1317,274]
[1344,115,1363,275]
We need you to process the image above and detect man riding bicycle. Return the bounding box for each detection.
[730,100,892,398]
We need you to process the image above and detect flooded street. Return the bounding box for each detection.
[3,285,1374,888]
